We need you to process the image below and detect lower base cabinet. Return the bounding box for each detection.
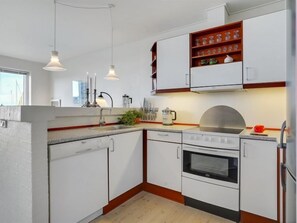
[109,131,143,200]
[240,139,278,222]
[147,131,182,192]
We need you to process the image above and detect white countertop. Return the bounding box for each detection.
[48,123,280,145]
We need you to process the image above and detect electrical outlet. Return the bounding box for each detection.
[0,120,7,128]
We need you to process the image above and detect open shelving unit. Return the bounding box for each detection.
[190,21,243,67]
[150,42,157,94]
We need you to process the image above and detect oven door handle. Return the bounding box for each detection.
[183,145,239,157]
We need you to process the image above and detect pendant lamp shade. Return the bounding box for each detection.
[105,5,119,80]
[43,51,66,71]
[105,65,119,80]
[43,0,66,72]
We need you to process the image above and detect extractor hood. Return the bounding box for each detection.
[190,61,243,93]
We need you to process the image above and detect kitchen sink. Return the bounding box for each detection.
[89,125,133,131]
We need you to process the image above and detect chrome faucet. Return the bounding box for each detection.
[99,108,106,126]
[99,107,113,126]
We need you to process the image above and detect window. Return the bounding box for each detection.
[0,68,29,106]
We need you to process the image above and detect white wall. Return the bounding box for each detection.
[50,2,286,128]
[0,55,51,105]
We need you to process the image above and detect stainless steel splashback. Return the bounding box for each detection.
[200,105,246,129]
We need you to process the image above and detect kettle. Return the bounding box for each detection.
[122,94,132,108]
[162,107,177,125]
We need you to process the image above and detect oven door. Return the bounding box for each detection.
[182,145,239,189]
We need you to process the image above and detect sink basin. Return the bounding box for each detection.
[89,125,133,131]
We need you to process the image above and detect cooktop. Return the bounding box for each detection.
[198,127,244,134]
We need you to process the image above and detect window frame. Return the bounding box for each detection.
[0,67,30,106]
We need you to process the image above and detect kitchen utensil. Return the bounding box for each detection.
[123,94,132,107]
[162,107,177,125]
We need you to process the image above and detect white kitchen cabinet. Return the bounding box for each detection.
[243,10,286,84]
[109,131,143,200]
[147,131,182,192]
[240,139,277,221]
[190,62,243,91]
[157,34,190,90]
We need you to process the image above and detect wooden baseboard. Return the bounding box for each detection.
[240,211,278,223]
[103,183,143,214]
[143,182,184,204]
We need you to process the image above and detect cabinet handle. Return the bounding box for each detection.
[185,74,189,86]
[243,142,247,157]
[177,146,180,159]
[110,138,115,152]
[157,133,169,137]
[76,148,92,154]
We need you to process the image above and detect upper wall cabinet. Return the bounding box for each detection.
[156,34,190,92]
[190,21,243,92]
[243,10,286,86]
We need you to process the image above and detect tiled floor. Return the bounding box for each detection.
[91,191,235,223]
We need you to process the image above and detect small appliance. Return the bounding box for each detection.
[162,107,177,125]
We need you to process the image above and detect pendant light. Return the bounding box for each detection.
[105,4,119,80]
[43,0,66,71]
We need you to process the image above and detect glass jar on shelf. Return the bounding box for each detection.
[234,44,239,51]
[195,38,200,46]
[228,45,233,52]
[225,32,231,41]
[202,37,208,45]
[217,47,222,53]
[216,34,222,43]
[209,36,214,44]
[223,46,227,53]
[233,30,240,39]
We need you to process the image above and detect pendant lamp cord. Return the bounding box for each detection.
[54,0,57,51]
[109,4,114,65]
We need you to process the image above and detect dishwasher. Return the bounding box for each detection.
[49,136,109,223]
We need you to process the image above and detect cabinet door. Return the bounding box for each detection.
[147,140,181,192]
[157,34,190,90]
[243,10,286,84]
[109,131,143,200]
[240,139,277,220]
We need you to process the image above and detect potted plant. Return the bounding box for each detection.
[119,110,143,126]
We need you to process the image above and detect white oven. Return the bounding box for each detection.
[182,145,239,189]
[181,106,245,222]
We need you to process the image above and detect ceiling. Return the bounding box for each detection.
[0,0,283,63]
